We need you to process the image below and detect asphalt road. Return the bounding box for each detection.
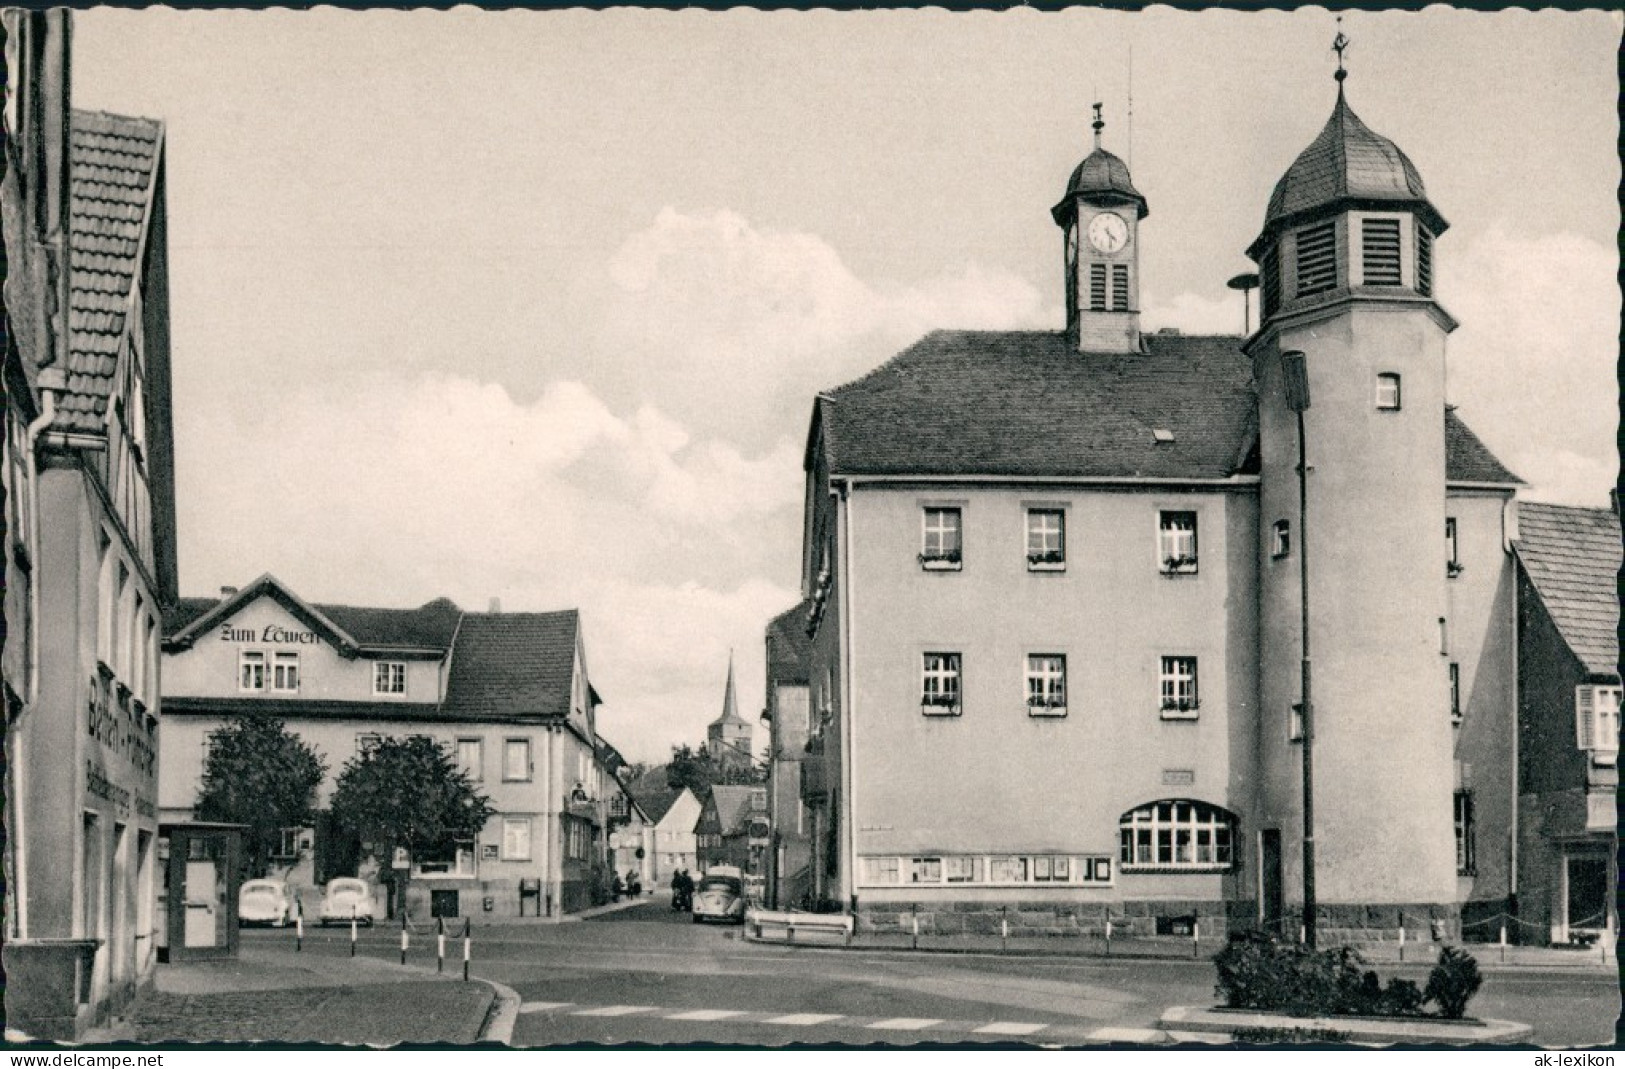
[248,899,1620,1048]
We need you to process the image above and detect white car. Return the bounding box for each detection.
[318,877,376,926]
[238,879,293,927]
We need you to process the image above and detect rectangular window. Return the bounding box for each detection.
[860,857,900,885]
[271,652,300,693]
[920,507,963,569]
[373,661,407,695]
[1361,217,1402,286]
[504,738,532,781]
[1295,220,1338,296]
[1110,264,1130,311]
[1159,656,1199,717]
[944,856,981,883]
[1026,508,1066,570]
[356,733,382,756]
[1454,791,1475,875]
[1289,702,1304,742]
[1089,263,1107,311]
[909,857,942,884]
[1033,856,1070,882]
[1272,520,1291,560]
[1416,223,1433,297]
[988,856,1028,883]
[1025,654,1067,716]
[1445,518,1461,577]
[1576,685,1622,762]
[457,738,483,782]
[272,827,300,860]
[1449,663,1462,724]
[239,650,266,692]
[502,817,532,861]
[1158,511,1198,574]
[1376,373,1402,411]
[921,652,962,715]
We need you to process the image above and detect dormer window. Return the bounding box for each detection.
[1361,218,1402,286]
[1295,221,1338,297]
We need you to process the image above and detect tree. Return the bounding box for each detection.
[666,744,716,797]
[328,736,494,889]
[197,715,326,878]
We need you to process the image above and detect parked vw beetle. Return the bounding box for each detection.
[691,872,746,925]
[238,878,294,927]
[318,877,376,926]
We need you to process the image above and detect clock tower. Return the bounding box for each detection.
[1052,104,1148,354]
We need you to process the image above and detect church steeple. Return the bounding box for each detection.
[1052,104,1148,354]
[706,651,753,771]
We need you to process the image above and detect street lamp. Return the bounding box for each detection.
[1280,349,1316,949]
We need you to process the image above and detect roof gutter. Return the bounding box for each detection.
[830,472,1261,488]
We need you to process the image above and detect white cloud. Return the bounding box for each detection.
[1441,226,1619,506]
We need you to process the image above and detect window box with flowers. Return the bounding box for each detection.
[1027,549,1066,570]
[919,550,963,571]
[1026,695,1068,717]
[921,694,962,716]
[1160,698,1201,718]
[1161,555,1199,576]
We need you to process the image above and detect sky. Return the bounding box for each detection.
[73,7,1620,764]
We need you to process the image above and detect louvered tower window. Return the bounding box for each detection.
[1416,224,1433,297]
[1295,221,1338,296]
[1261,243,1281,320]
[1111,264,1130,311]
[1361,219,1402,285]
[1089,264,1108,311]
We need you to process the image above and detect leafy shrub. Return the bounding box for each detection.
[1233,1026,1351,1044]
[1215,931,1434,1018]
[1423,946,1482,1019]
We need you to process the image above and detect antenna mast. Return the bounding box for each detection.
[1127,44,1134,170]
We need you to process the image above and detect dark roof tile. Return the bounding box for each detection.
[1515,502,1621,678]
[766,602,814,686]
[440,610,580,719]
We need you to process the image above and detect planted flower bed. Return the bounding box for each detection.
[1214,930,1483,1021]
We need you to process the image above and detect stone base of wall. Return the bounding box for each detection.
[1224,901,1464,946]
[855,899,1231,939]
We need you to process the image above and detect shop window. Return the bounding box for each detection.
[1118,800,1234,872]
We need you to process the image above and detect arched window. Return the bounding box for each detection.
[1118,800,1235,872]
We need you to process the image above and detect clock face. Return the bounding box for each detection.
[1087,212,1129,254]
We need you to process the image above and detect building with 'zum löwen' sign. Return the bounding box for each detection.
[792,61,1603,946]
[159,576,621,919]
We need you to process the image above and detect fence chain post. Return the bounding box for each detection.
[1500,921,1507,963]
[1398,922,1405,963]
[462,917,472,982]
[911,903,919,951]
[295,895,303,953]
[438,915,446,973]
[1105,913,1113,958]
[400,908,409,966]
[351,905,358,957]
[1000,906,1008,952]
[1193,918,1200,959]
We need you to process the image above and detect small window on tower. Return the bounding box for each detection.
[1361,218,1402,286]
[1271,520,1291,560]
[1376,373,1402,411]
[1261,244,1282,319]
[1295,221,1338,296]
[1416,224,1434,297]
[1111,264,1130,311]
[1089,264,1108,311]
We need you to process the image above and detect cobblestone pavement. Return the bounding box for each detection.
[127,980,492,1046]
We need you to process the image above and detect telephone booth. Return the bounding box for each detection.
[157,822,245,962]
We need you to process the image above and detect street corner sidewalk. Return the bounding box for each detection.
[565,892,664,922]
[81,945,504,1047]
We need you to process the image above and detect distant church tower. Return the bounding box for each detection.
[1052,103,1148,353]
[1248,43,1459,922]
[707,652,754,773]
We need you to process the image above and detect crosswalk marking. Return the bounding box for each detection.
[1086,1026,1166,1044]
[867,1018,943,1031]
[573,1005,660,1017]
[665,1009,748,1021]
[760,1013,844,1026]
[517,1002,575,1014]
[974,1022,1049,1036]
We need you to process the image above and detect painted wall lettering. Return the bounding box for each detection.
[219,622,321,645]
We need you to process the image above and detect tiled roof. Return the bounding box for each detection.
[633,785,687,827]
[766,602,814,686]
[1514,502,1621,678]
[62,110,163,433]
[709,784,766,835]
[1255,90,1445,251]
[814,330,1516,487]
[440,610,580,719]
[1053,146,1148,223]
[163,592,463,651]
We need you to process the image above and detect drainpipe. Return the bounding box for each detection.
[835,479,857,915]
[14,369,61,940]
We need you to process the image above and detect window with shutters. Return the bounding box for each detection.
[1576,685,1621,764]
[1416,224,1433,297]
[1361,218,1402,285]
[1295,221,1338,296]
[1261,243,1281,319]
[1111,264,1130,311]
[1089,264,1107,311]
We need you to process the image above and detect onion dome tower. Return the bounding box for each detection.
[1052,104,1149,353]
[1246,31,1461,935]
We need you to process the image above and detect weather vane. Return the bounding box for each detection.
[1091,101,1104,149]
[1332,16,1350,84]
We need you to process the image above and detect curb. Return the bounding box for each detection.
[474,975,522,1045]
[1159,1005,1536,1045]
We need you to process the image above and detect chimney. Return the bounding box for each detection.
[488,597,501,614]
[219,586,238,598]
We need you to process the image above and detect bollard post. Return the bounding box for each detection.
[1398,924,1405,962]
[1000,906,1009,953]
[911,904,919,951]
[295,895,303,953]
[1104,915,1112,957]
[462,917,471,982]
[438,916,446,974]
[787,921,795,945]
[400,908,409,966]
[1193,919,1200,959]
[1500,923,1507,964]
[351,906,358,957]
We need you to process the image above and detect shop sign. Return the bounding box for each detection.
[219,623,322,645]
